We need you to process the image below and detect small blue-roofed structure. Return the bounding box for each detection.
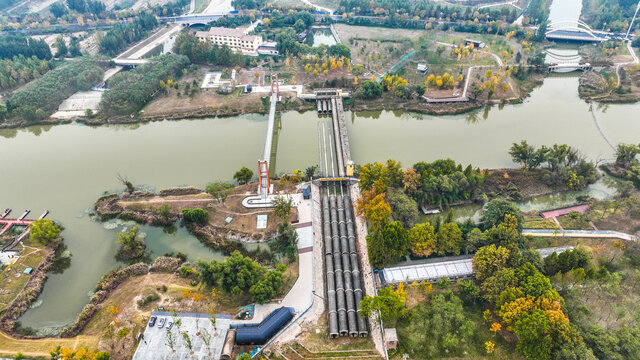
[234,307,293,345]
[23,267,33,274]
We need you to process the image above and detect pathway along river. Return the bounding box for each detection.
[1,75,639,332]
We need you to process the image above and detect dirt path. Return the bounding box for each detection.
[0,330,99,357]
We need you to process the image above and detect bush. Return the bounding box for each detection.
[356,80,383,99]
[136,293,160,307]
[182,208,209,225]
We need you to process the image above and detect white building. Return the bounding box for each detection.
[195,27,263,52]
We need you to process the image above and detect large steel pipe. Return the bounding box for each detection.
[323,192,339,338]
[329,195,348,336]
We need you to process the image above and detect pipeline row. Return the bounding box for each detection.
[317,98,333,114]
[323,189,368,338]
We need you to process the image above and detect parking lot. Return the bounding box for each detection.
[133,312,231,360]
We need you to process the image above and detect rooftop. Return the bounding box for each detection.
[196,27,258,42]
[384,328,398,342]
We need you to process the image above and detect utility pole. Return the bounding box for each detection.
[626,1,640,40]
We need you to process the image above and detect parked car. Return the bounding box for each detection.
[148,316,157,327]
[166,321,173,330]
[158,317,166,328]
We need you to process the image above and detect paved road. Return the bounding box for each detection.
[522,229,639,241]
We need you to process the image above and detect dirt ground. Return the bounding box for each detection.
[119,181,301,239]
[142,66,272,117]
[83,258,299,358]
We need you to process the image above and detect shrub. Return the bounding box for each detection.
[136,293,160,307]
[182,208,209,225]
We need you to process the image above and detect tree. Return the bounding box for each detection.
[165,329,176,351]
[29,219,60,245]
[356,80,383,99]
[54,36,67,58]
[115,225,147,262]
[387,190,418,227]
[198,251,275,300]
[514,309,553,360]
[361,193,392,229]
[93,353,111,360]
[360,286,405,323]
[117,173,135,193]
[409,222,436,257]
[402,168,421,195]
[182,208,209,225]
[182,332,193,352]
[400,292,475,357]
[272,196,293,222]
[367,221,409,268]
[472,244,511,281]
[49,2,68,17]
[481,199,524,231]
[250,268,284,303]
[66,0,86,12]
[233,166,253,184]
[293,19,306,33]
[206,181,234,203]
[435,222,463,255]
[615,143,640,169]
[275,28,300,55]
[157,203,171,220]
[328,43,351,59]
[490,322,502,334]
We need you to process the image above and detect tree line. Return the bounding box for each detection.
[100,53,189,115]
[150,0,190,17]
[0,55,55,91]
[0,35,52,60]
[172,31,244,66]
[509,140,599,189]
[3,58,104,122]
[99,12,158,56]
[338,0,519,23]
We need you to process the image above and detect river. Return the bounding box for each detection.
[2,0,639,334]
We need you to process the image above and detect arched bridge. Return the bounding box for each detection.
[546,18,628,42]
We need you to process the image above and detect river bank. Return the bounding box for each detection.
[0,76,545,130]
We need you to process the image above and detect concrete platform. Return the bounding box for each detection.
[133,313,231,360]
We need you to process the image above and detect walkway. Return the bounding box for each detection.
[300,0,333,14]
[232,197,314,324]
[522,229,639,241]
[0,210,49,251]
[589,104,616,151]
[477,0,521,10]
